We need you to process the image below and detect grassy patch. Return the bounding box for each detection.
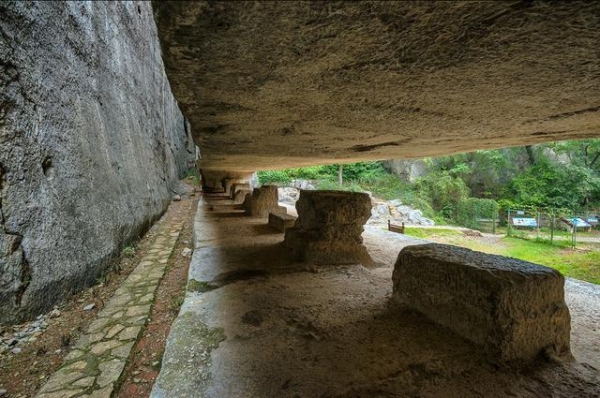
[403,227,463,239]
[442,235,599,284]
[501,238,600,284]
[187,279,218,293]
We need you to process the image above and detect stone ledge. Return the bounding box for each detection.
[392,243,571,366]
[268,212,297,232]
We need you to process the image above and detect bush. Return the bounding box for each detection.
[414,171,470,216]
[316,180,364,192]
[257,170,292,185]
[454,198,499,229]
[257,162,389,186]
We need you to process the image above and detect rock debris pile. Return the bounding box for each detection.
[278,186,435,226]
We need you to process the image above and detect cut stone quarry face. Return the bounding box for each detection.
[285,190,371,265]
[153,2,600,171]
[393,243,572,367]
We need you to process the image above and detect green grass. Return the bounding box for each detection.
[184,168,200,186]
[403,227,463,239]
[417,231,600,284]
[121,245,137,258]
[501,238,600,284]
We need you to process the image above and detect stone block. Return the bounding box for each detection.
[232,183,252,198]
[244,185,279,218]
[268,212,297,232]
[233,189,251,205]
[284,190,371,265]
[392,243,571,366]
[224,179,246,196]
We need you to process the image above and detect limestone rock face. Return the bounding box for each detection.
[153,1,600,171]
[393,244,571,366]
[285,190,371,265]
[244,186,279,218]
[0,2,192,323]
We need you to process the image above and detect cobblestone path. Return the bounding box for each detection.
[35,201,188,398]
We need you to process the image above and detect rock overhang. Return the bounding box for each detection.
[153,1,600,172]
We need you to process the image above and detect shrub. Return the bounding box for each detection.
[257,170,292,185]
[414,171,470,216]
[454,198,499,229]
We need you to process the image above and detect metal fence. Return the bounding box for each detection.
[506,208,599,248]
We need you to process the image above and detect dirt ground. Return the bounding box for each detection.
[0,190,197,398]
[153,199,600,398]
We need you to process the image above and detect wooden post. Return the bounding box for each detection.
[338,164,343,186]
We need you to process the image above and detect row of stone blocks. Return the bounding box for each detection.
[240,187,572,367]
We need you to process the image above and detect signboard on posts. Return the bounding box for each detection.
[511,217,538,227]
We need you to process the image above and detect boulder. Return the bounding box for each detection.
[393,243,571,366]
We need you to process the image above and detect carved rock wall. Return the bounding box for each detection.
[0,1,192,323]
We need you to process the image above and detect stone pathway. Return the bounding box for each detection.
[35,206,186,398]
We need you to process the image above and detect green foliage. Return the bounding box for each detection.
[257,170,292,185]
[258,162,388,186]
[414,170,470,218]
[325,161,388,182]
[257,139,600,227]
[316,180,364,192]
[184,168,200,186]
[506,156,600,210]
[358,174,408,200]
[121,245,137,258]
[454,198,499,230]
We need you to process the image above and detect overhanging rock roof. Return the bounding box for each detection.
[153,1,600,171]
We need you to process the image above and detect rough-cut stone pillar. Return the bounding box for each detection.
[233,189,252,205]
[284,190,371,265]
[224,179,251,196]
[231,183,252,199]
[244,185,279,218]
[393,243,571,366]
[200,170,255,194]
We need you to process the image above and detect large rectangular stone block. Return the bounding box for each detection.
[284,190,372,265]
[393,243,571,366]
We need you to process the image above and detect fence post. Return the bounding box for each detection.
[571,217,577,249]
[492,207,497,235]
[536,210,540,240]
[550,211,555,245]
[507,208,511,237]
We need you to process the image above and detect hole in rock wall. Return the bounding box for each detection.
[42,156,55,180]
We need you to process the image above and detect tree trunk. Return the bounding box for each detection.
[525,145,536,165]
